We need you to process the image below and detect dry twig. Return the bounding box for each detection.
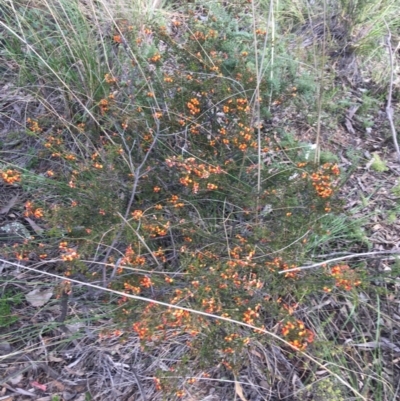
[281,249,400,273]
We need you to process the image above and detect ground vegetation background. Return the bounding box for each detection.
[0,0,400,400]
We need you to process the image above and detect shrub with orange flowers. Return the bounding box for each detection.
[165,156,224,194]
[281,319,315,351]
[1,1,371,398]
[306,163,340,199]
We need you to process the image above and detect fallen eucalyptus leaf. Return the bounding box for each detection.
[25,289,53,307]
[0,194,19,214]
[30,381,47,391]
[234,377,248,401]
[24,217,44,235]
[9,373,24,385]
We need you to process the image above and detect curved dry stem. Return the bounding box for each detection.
[281,249,400,273]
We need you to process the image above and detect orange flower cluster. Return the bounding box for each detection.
[281,319,314,351]
[222,347,235,354]
[229,246,256,267]
[255,28,266,35]
[143,220,170,237]
[189,123,202,135]
[151,306,194,336]
[154,377,162,391]
[24,201,44,219]
[324,264,362,292]
[104,73,117,84]
[308,163,340,199]
[98,98,109,114]
[214,100,254,149]
[186,98,201,115]
[165,156,224,193]
[131,210,144,220]
[44,135,63,149]
[191,29,218,42]
[207,29,218,39]
[230,125,256,151]
[113,35,123,44]
[132,321,149,340]
[266,257,299,278]
[169,288,193,304]
[154,247,167,263]
[149,52,161,63]
[124,282,141,295]
[201,297,220,314]
[59,241,80,262]
[27,118,42,133]
[168,194,185,208]
[57,280,72,297]
[121,244,146,266]
[242,274,264,295]
[192,31,205,41]
[92,162,103,169]
[140,276,153,288]
[98,329,123,340]
[236,98,249,112]
[242,304,261,326]
[1,169,21,184]
[224,333,239,342]
[15,250,30,261]
[64,154,77,161]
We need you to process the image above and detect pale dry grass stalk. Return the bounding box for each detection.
[313,0,327,164]
[383,20,400,162]
[281,249,400,273]
[252,0,274,221]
